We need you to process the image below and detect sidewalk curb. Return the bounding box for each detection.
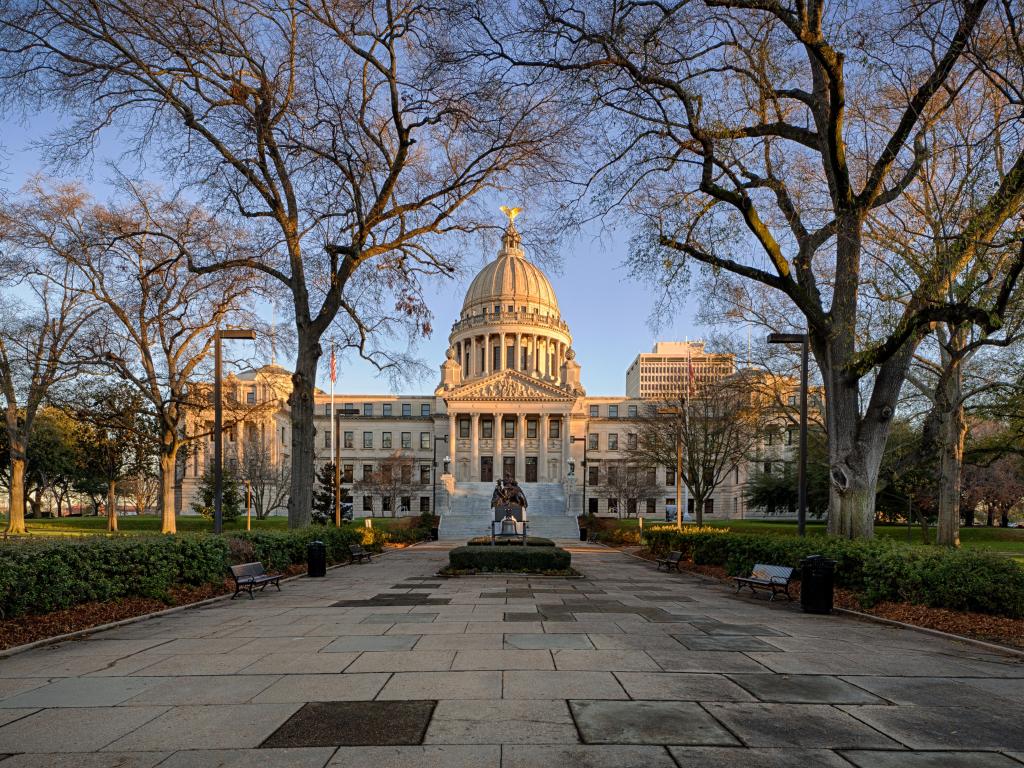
[0,548,396,660]
[615,546,1024,660]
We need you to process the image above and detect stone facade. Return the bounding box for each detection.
[178,220,800,520]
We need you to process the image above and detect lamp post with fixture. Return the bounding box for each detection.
[767,332,810,537]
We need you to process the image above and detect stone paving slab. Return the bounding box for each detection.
[0,543,1019,762]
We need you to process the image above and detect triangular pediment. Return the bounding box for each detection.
[445,370,576,402]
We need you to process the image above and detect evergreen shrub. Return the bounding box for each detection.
[447,545,571,572]
[642,528,1024,618]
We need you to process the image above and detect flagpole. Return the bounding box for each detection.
[330,344,336,516]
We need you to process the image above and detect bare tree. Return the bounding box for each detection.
[354,451,418,518]
[239,434,290,519]
[478,0,1024,538]
[0,0,570,526]
[0,264,93,534]
[630,376,765,526]
[598,460,660,518]
[3,180,259,533]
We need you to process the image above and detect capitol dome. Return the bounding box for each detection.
[460,224,561,319]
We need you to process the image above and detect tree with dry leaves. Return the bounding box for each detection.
[476,0,1024,538]
[0,0,570,526]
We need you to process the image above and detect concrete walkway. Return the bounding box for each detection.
[0,543,1021,767]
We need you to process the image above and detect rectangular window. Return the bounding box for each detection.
[482,419,493,439]
[362,495,373,512]
[589,405,599,417]
[628,404,637,417]
[588,433,599,451]
[420,465,431,484]
[608,405,618,419]
[459,418,470,439]
[493,344,502,371]
[607,465,618,484]
[526,419,537,439]
[549,419,560,439]
[763,462,772,475]
[400,465,411,484]
[382,496,392,512]
[521,347,528,370]
[705,498,714,515]
[588,465,599,486]
[382,432,392,449]
[503,418,515,438]
[420,432,430,450]
[402,403,412,417]
[608,433,618,450]
[787,429,796,446]
[588,497,599,515]
[666,467,674,486]
[421,403,431,417]
[401,432,412,449]
[345,403,355,412]
[324,403,331,416]
[344,431,353,449]
[627,433,637,450]
[363,432,373,448]
[281,427,286,445]
[420,496,431,512]
[324,430,331,448]
[247,390,256,404]
[363,403,373,417]
[383,403,392,416]
[646,498,656,515]
[343,464,353,483]
[608,497,619,516]
[363,464,373,481]
[788,394,797,406]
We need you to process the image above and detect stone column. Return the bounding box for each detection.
[448,412,457,467]
[494,411,504,479]
[561,413,571,481]
[517,413,526,482]
[515,332,522,371]
[499,332,506,370]
[470,413,480,481]
[539,414,549,482]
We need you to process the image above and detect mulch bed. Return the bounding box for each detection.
[630,547,1024,651]
[0,563,308,652]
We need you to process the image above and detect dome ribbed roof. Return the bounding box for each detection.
[462,226,560,315]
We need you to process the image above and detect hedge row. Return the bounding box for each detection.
[467,536,556,547]
[643,527,1024,619]
[0,526,378,618]
[448,545,571,572]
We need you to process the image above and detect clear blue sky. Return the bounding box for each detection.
[1,118,706,396]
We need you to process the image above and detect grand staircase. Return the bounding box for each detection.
[439,482,579,541]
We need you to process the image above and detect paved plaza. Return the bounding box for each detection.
[0,544,1021,767]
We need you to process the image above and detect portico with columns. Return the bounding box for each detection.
[436,216,585,489]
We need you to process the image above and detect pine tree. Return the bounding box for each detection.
[191,466,243,522]
[311,463,337,525]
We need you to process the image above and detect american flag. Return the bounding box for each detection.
[329,346,337,384]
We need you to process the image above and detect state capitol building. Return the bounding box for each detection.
[178,219,798,534]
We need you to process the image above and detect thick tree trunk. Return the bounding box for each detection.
[107,480,118,532]
[824,384,885,539]
[937,397,966,548]
[6,454,27,534]
[159,442,179,534]
[287,335,321,528]
[986,507,994,526]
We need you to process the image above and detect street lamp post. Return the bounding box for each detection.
[432,435,449,518]
[334,407,361,526]
[767,332,810,537]
[213,328,256,535]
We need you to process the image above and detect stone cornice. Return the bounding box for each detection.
[444,370,577,403]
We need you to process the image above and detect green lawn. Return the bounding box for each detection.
[606,517,1024,554]
[0,513,415,538]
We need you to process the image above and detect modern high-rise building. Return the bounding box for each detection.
[625,341,735,399]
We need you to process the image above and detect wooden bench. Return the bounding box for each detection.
[734,563,794,602]
[349,543,373,563]
[655,551,683,572]
[229,562,282,600]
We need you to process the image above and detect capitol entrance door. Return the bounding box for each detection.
[480,456,493,482]
[525,457,538,483]
[502,457,517,481]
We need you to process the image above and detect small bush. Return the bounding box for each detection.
[447,545,571,573]
[467,536,555,547]
[642,528,1024,619]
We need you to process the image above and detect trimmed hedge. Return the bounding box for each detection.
[448,545,571,572]
[467,536,555,547]
[643,528,1024,619]
[0,525,380,618]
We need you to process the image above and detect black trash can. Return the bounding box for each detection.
[307,540,327,578]
[579,527,588,542]
[430,526,439,542]
[800,555,835,614]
